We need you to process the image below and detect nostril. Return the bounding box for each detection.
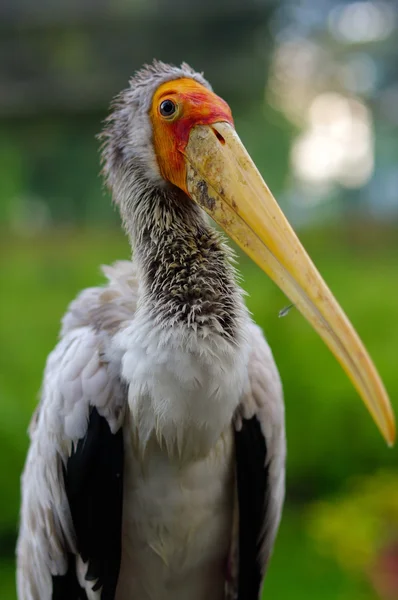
[212,127,225,145]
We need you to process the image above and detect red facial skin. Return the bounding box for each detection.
[150,78,234,194]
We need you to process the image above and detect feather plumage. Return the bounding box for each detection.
[64,407,124,600]
[17,266,131,600]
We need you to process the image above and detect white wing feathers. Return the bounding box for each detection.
[17,263,137,600]
[61,261,138,338]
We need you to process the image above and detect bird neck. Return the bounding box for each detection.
[124,182,246,341]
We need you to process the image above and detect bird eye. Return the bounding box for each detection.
[159,99,177,118]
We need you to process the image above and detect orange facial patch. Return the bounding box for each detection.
[150,78,233,194]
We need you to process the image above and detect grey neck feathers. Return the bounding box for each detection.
[116,169,245,341]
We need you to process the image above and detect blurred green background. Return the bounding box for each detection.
[1,0,398,598]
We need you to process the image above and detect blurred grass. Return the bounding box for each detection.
[265,510,375,600]
[1,224,397,599]
[0,561,15,600]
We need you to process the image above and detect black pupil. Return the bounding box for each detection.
[160,100,176,116]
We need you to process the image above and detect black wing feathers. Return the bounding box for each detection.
[62,407,124,600]
[235,415,269,600]
[52,553,88,600]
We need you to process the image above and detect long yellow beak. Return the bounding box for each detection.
[184,121,395,446]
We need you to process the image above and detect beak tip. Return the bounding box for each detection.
[384,415,396,447]
[387,428,396,448]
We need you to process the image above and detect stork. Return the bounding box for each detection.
[17,61,395,600]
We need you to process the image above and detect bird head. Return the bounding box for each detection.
[101,60,395,446]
